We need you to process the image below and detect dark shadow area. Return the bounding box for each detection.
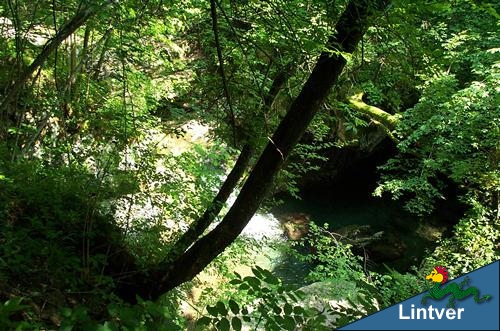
[271,146,465,277]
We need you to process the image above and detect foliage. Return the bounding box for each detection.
[0,295,186,330]
[373,0,499,211]
[292,222,366,284]
[1,0,499,328]
[0,157,113,290]
[372,0,500,290]
[123,139,235,266]
[195,243,428,330]
[278,222,430,319]
[196,266,347,331]
[278,138,334,197]
[0,298,32,331]
[0,144,198,329]
[187,0,334,144]
[375,69,499,215]
[371,266,427,309]
[97,295,185,331]
[424,201,500,277]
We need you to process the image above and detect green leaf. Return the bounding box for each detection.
[271,303,281,314]
[207,305,219,317]
[231,316,242,331]
[216,301,228,316]
[228,300,240,314]
[239,283,250,291]
[251,267,263,279]
[261,269,280,285]
[197,316,212,326]
[293,306,305,315]
[229,278,241,285]
[96,322,116,331]
[3,297,27,313]
[242,276,261,290]
[216,317,230,331]
[283,315,296,330]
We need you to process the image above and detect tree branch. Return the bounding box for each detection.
[210,0,237,147]
[161,143,253,263]
[348,92,400,129]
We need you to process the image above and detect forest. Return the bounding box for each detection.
[0,0,498,329]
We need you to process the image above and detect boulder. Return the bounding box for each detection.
[278,212,311,240]
[297,280,380,328]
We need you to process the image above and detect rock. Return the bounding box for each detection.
[298,280,380,328]
[278,212,311,240]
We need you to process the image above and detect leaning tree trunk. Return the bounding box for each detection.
[162,143,253,263]
[115,0,389,302]
[163,66,294,263]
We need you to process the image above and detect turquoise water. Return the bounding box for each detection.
[272,189,412,233]
[267,187,452,285]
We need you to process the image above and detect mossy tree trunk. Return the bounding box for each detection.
[348,92,400,130]
[348,92,401,142]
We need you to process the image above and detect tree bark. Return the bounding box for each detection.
[210,0,237,146]
[162,143,253,263]
[147,0,389,298]
[348,92,400,142]
[161,64,295,263]
[113,65,293,302]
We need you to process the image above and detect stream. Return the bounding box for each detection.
[241,184,456,287]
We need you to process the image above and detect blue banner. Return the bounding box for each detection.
[340,260,499,330]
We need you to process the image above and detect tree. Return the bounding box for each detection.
[374,0,499,214]
[2,0,498,328]
[0,1,109,117]
[372,0,500,275]
[112,0,389,302]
